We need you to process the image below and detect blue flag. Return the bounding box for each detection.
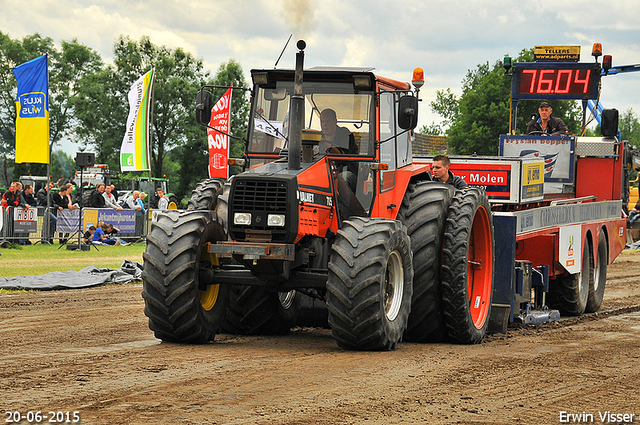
[13,54,50,164]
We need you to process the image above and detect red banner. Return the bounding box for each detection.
[208,87,232,178]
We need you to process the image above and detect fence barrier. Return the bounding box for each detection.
[0,206,171,245]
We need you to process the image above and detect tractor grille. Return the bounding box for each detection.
[232,180,288,214]
[230,178,295,243]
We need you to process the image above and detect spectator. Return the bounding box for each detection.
[65,175,77,187]
[2,182,20,208]
[105,223,130,245]
[14,182,32,245]
[37,183,57,244]
[103,185,123,210]
[110,185,119,203]
[138,192,147,213]
[156,187,169,210]
[126,191,142,211]
[92,222,114,245]
[92,222,122,245]
[21,184,36,209]
[36,182,54,206]
[89,183,106,208]
[53,184,76,244]
[83,226,96,244]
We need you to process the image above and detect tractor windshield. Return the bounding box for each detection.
[248,81,374,157]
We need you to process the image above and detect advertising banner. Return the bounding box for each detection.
[13,207,38,233]
[499,135,575,183]
[208,87,233,179]
[12,54,49,164]
[56,209,136,234]
[120,69,154,172]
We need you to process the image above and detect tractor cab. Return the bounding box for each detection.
[240,66,422,228]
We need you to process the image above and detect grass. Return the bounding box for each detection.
[0,242,146,277]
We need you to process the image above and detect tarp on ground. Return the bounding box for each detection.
[0,260,142,291]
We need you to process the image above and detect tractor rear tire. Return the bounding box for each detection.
[326,218,413,351]
[549,238,592,316]
[586,232,607,313]
[398,182,454,343]
[187,178,224,211]
[142,210,230,343]
[441,187,494,344]
[222,287,300,335]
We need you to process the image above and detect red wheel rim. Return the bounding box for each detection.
[467,205,493,329]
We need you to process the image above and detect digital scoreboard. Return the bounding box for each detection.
[512,62,601,100]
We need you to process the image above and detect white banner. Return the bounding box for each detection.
[120,69,154,172]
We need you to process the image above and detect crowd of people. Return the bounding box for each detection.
[0,177,164,246]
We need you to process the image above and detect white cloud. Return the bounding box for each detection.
[1,0,638,145]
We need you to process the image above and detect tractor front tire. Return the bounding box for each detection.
[327,218,413,351]
[142,210,229,343]
[398,182,454,343]
[441,187,494,344]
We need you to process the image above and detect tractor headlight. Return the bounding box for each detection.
[234,212,252,226]
[267,214,286,227]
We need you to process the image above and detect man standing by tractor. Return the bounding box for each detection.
[526,101,569,136]
[431,154,468,189]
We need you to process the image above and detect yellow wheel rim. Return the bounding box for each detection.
[199,241,221,311]
[200,284,220,311]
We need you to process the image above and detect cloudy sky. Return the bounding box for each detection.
[2,0,639,154]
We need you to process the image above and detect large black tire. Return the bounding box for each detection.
[441,187,494,344]
[142,210,230,343]
[222,287,300,335]
[586,232,608,313]
[187,178,224,210]
[297,293,329,328]
[326,218,413,351]
[397,182,454,343]
[549,238,592,316]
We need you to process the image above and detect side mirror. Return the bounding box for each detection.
[601,108,619,138]
[398,95,419,130]
[195,90,213,125]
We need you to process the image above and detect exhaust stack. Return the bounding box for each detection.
[288,40,306,170]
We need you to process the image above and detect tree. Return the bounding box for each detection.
[176,60,250,199]
[427,49,582,155]
[620,108,640,148]
[73,35,209,182]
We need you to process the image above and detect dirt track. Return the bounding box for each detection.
[1,251,640,425]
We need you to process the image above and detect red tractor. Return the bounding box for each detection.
[141,40,494,350]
